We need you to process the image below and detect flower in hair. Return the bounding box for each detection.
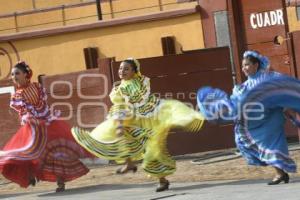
[243,51,270,69]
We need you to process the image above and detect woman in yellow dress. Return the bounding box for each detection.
[72,58,204,192]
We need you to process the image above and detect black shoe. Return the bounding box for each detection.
[268,173,289,185]
[56,183,65,192]
[116,166,137,174]
[29,178,36,186]
[156,180,170,192]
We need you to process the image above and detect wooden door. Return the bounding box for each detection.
[229,0,295,76]
[229,0,298,139]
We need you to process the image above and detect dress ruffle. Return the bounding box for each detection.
[0,120,89,187]
[1,82,90,187]
[72,75,204,178]
[197,73,299,172]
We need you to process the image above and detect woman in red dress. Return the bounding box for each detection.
[0,61,90,192]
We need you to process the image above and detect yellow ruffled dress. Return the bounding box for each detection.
[72,75,204,178]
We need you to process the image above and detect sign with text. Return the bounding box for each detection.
[250,9,285,29]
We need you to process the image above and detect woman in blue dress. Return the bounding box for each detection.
[197,50,300,185]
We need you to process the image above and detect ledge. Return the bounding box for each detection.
[0,5,200,42]
[0,0,96,18]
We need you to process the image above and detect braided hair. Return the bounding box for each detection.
[123,59,138,73]
[14,61,33,79]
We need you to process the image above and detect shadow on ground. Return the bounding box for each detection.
[38,183,156,197]
[0,191,40,199]
[171,177,300,192]
[2,177,300,199]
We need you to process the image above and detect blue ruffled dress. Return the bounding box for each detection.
[197,70,300,172]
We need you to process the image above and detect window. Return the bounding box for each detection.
[83,47,99,69]
[297,6,300,21]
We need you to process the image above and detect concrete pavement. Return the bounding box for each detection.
[1,178,300,200]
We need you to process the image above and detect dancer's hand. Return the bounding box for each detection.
[116,120,124,137]
[116,126,124,137]
[284,109,295,117]
[21,113,33,125]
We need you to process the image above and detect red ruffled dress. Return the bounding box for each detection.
[0,82,89,187]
